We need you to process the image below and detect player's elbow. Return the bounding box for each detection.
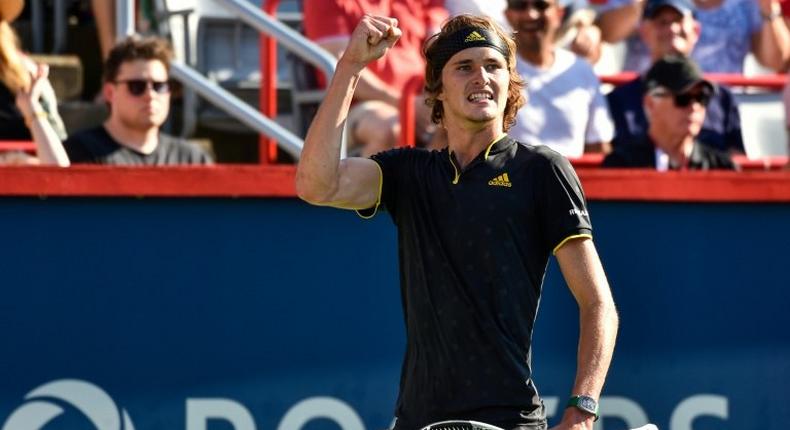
[295,172,336,206]
[581,293,619,326]
[294,176,322,204]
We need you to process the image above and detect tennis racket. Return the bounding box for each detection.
[420,421,504,430]
[420,420,659,430]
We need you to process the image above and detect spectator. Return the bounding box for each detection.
[594,0,649,70]
[505,0,614,157]
[60,36,212,165]
[558,0,604,63]
[445,0,512,31]
[692,0,789,73]
[1,0,69,166]
[448,0,604,62]
[606,0,744,154]
[302,0,447,156]
[603,55,737,169]
[596,0,790,73]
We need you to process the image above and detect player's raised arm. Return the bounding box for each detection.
[295,15,401,209]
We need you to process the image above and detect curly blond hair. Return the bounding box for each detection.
[423,14,526,131]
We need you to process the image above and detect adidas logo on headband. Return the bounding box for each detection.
[428,27,510,73]
[464,31,487,43]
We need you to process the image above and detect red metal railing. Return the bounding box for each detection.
[0,141,36,153]
[400,76,426,148]
[259,0,280,164]
[570,153,788,171]
[600,72,788,90]
[0,165,788,201]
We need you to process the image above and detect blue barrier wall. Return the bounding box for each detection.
[0,197,787,430]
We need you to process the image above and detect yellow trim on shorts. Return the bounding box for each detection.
[354,160,384,220]
[552,234,593,255]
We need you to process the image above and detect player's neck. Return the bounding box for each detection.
[446,124,505,168]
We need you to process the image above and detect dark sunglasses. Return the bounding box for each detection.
[114,79,171,96]
[651,90,711,108]
[508,0,552,11]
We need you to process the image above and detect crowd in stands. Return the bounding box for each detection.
[605,0,744,153]
[1,0,211,166]
[1,0,790,170]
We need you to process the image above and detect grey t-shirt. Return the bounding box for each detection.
[64,126,213,165]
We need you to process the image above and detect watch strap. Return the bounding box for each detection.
[566,395,600,421]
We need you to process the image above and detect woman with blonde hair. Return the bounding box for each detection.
[1,0,69,165]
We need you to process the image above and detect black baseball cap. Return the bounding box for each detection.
[644,55,713,94]
[643,0,695,19]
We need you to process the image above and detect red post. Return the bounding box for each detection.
[400,76,425,148]
[259,0,281,164]
[599,72,788,90]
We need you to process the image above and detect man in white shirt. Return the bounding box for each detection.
[444,0,513,30]
[505,0,614,158]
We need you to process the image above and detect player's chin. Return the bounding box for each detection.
[467,110,499,123]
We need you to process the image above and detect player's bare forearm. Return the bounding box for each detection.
[572,294,618,398]
[553,239,619,429]
[549,291,617,430]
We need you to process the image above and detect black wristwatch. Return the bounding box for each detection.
[566,395,599,421]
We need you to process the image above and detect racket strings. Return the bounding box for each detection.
[423,421,504,430]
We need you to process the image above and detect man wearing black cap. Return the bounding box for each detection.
[603,55,736,169]
[297,13,618,430]
[605,0,744,155]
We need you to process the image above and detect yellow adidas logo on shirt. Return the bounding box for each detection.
[488,173,512,187]
[465,31,487,43]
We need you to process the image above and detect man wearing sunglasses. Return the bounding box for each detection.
[603,55,736,169]
[605,0,744,155]
[60,36,212,165]
[504,0,615,158]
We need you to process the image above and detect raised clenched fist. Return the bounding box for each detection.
[341,15,402,69]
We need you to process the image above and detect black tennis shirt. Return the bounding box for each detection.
[360,136,593,430]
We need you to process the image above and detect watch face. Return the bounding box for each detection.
[578,396,597,413]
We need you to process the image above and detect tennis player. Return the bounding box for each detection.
[296,13,618,430]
